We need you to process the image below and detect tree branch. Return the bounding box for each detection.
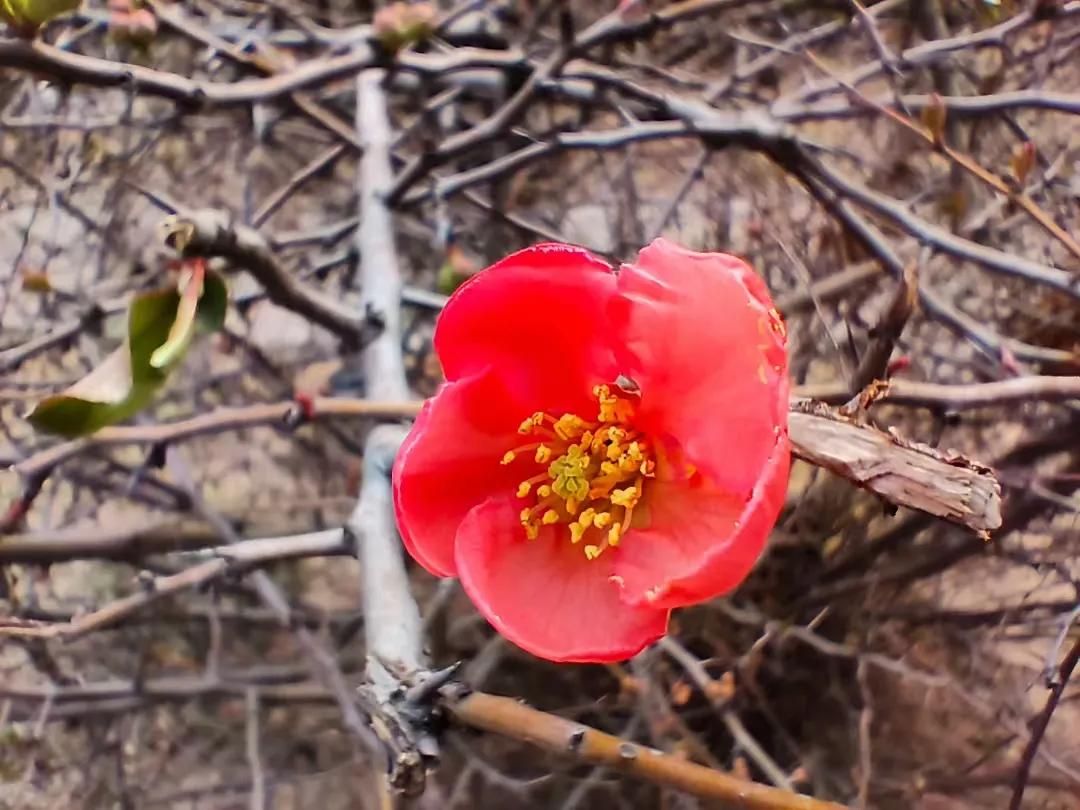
[441,686,847,810]
[789,400,1001,535]
[162,208,378,347]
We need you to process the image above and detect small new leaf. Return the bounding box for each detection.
[1010,141,1036,187]
[0,0,80,36]
[27,268,228,437]
[920,93,947,147]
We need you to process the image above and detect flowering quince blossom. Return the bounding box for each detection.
[393,238,790,663]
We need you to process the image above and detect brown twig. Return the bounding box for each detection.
[441,687,847,810]
[1008,634,1080,810]
[788,401,1002,534]
[850,261,919,395]
[162,208,377,346]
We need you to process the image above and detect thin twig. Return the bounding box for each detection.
[1008,634,1080,810]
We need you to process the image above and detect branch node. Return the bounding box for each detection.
[568,727,587,751]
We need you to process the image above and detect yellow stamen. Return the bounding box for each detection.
[607,524,622,547]
[504,384,654,560]
[516,473,548,498]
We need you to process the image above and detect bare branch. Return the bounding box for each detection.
[12,398,420,482]
[796,375,1080,410]
[789,401,1002,534]
[442,687,847,810]
[162,208,377,346]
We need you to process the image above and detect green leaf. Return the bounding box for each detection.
[28,289,175,437]
[196,270,228,333]
[27,270,228,437]
[149,266,227,369]
[1,0,80,34]
[150,263,204,369]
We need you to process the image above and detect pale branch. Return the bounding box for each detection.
[145,0,365,153]
[777,89,1080,122]
[0,518,226,562]
[346,425,422,683]
[801,154,1080,303]
[793,164,1074,367]
[0,39,523,108]
[400,114,791,205]
[777,1,1080,108]
[789,400,1001,535]
[354,72,409,404]
[795,375,1080,410]
[0,530,351,640]
[440,687,847,810]
[348,69,432,797]
[0,38,378,106]
[11,398,420,482]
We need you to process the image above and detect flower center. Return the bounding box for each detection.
[501,384,656,560]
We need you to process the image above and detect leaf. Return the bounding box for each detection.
[21,269,52,293]
[148,263,227,368]
[27,270,228,437]
[28,288,176,437]
[150,261,205,369]
[195,268,228,333]
[0,0,80,35]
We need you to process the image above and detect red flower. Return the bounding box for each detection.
[393,239,789,663]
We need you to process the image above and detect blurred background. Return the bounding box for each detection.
[1,0,1079,807]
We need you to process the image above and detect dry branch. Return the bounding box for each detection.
[789,401,1002,534]
[8,397,1002,535]
[442,687,847,810]
[0,530,350,639]
[796,376,1080,410]
[161,209,376,346]
[12,398,419,481]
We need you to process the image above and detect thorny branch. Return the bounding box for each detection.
[3,0,1079,806]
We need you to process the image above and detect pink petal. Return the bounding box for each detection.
[393,371,529,578]
[455,497,670,662]
[613,441,790,608]
[435,243,620,415]
[610,238,788,497]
